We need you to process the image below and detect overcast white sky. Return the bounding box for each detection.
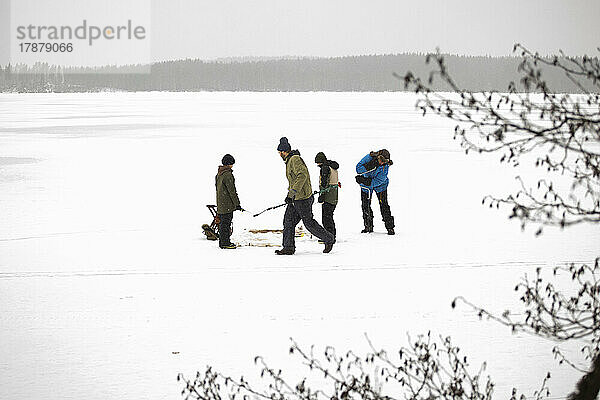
[150,0,600,60]
[2,0,599,66]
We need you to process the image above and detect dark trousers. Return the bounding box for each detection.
[218,212,233,247]
[321,202,337,240]
[283,195,334,249]
[361,190,394,230]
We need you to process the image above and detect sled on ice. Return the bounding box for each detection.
[202,205,220,241]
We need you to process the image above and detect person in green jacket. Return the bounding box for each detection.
[215,154,242,249]
[314,152,339,242]
[275,137,334,255]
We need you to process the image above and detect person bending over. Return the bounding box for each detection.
[355,149,395,235]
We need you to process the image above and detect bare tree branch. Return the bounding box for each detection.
[400,45,600,230]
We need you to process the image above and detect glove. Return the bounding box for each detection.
[286,189,297,204]
[355,175,372,186]
[318,194,324,203]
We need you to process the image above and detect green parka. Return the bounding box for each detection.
[215,166,240,214]
[285,150,313,201]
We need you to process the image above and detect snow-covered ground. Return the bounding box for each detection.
[0,92,597,400]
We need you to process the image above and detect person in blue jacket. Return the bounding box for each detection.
[355,149,395,235]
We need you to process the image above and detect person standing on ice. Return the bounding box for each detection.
[215,154,242,249]
[276,137,335,255]
[314,152,339,242]
[355,149,395,235]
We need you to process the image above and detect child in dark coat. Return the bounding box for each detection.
[314,152,339,242]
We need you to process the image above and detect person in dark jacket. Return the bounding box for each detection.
[276,137,335,255]
[355,149,395,235]
[314,152,339,242]
[215,154,242,249]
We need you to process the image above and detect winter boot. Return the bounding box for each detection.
[275,248,295,255]
[361,227,373,233]
[323,242,334,253]
[220,243,237,249]
[384,216,395,235]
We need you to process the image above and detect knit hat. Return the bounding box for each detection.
[277,137,291,152]
[221,154,235,166]
[314,152,327,164]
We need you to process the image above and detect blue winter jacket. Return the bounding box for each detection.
[356,153,389,193]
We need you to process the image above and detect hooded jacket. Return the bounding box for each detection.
[318,160,340,205]
[215,165,240,214]
[285,150,313,201]
[356,153,390,193]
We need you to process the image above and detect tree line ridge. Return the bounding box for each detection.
[0,53,593,93]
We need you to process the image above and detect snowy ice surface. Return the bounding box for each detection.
[0,92,598,400]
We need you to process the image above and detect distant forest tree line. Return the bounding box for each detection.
[0,53,595,93]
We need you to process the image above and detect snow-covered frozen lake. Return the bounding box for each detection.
[0,92,597,399]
